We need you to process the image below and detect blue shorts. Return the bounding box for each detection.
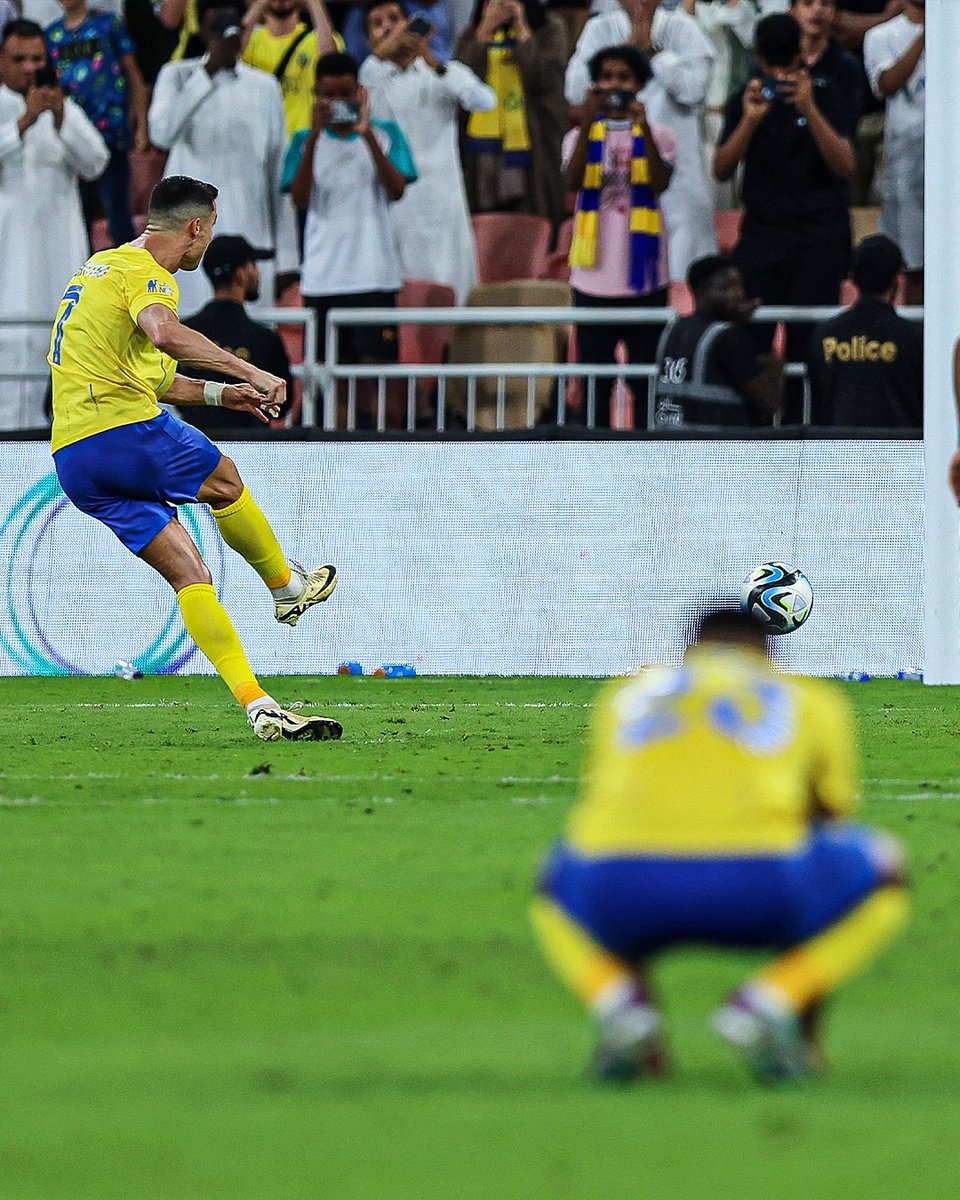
[539,826,892,960]
[54,411,222,554]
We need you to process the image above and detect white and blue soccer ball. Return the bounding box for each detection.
[740,562,813,635]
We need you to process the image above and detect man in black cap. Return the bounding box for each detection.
[177,234,293,431]
[806,235,922,428]
[654,256,783,430]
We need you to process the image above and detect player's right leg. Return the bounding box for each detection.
[138,520,341,742]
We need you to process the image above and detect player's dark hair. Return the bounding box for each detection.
[316,51,360,82]
[363,0,408,36]
[754,14,801,67]
[587,45,652,88]
[850,235,903,296]
[148,176,219,230]
[691,605,771,653]
[1,18,46,46]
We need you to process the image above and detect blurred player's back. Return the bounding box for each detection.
[568,647,857,857]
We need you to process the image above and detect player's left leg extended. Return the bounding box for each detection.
[198,456,337,627]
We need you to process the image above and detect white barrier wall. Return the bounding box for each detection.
[1,439,922,677]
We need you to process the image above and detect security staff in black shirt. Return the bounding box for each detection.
[177,235,293,432]
[715,14,856,422]
[655,256,783,430]
[807,235,922,428]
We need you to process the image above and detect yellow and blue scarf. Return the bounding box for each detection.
[568,119,661,293]
[465,28,532,167]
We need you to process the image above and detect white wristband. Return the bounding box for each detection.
[203,381,226,406]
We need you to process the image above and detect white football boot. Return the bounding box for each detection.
[274,562,337,627]
[250,706,343,742]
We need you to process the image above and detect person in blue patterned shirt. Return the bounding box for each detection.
[46,0,149,246]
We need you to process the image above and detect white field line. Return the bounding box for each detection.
[67,701,594,710]
[0,770,577,785]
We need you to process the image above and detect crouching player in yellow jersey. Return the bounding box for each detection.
[49,175,340,742]
[530,608,908,1084]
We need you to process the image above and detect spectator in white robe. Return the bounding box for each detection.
[0,19,109,429]
[565,0,717,281]
[148,0,298,317]
[682,0,758,210]
[863,0,924,305]
[359,0,495,303]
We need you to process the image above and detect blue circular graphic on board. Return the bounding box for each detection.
[1,472,225,675]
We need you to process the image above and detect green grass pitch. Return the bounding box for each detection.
[0,674,957,1200]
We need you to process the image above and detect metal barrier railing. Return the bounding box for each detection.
[316,305,924,432]
[2,303,921,433]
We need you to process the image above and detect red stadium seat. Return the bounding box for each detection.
[472,213,552,285]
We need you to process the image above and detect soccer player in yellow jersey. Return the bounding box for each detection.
[50,174,341,743]
[530,607,908,1083]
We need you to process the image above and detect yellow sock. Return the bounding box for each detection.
[756,885,909,1011]
[212,486,292,590]
[529,896,635,1008]
[177,583,268,708]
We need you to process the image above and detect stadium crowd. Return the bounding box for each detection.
[0,0,924,429]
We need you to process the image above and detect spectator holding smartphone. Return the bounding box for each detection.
[342,0,454,66]
[45,0,150,247]
[287,52,416,420]
[455,0,567,228]
[564,46,674,428]
[360,0,494,301]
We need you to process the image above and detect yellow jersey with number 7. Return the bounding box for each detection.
[48,246,180,454]
[566,646,859,857]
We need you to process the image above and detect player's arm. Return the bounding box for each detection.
[162,373,279,423]
[137,303,286,410]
